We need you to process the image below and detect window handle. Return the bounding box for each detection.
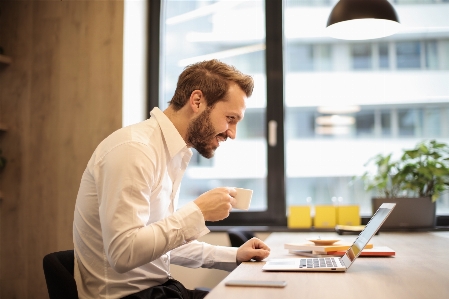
[268,120,277,147]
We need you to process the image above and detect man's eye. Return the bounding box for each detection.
[227,116,238,124]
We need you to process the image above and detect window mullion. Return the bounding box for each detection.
[265,0,286,226]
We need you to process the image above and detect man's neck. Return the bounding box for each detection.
[163,106,190,144]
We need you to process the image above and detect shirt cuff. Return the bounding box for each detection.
[214,245,239,263]
[175,202,210,242]
[210,246,239,272]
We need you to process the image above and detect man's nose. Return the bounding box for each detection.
[226,124,237,139]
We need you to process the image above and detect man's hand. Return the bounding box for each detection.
[236,238,270,264]
[194,187,237,221]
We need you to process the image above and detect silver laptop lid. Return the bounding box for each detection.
[341,203,396,269]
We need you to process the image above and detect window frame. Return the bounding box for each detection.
[147,0,287,226]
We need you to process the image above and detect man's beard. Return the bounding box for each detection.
[187,108,225,159]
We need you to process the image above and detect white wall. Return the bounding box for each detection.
[123,0,147,127]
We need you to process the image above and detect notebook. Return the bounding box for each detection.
[262,203,396,272]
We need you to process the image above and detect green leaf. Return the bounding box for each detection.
[360,139,449,201]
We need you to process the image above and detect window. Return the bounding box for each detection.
[286,44,314,72]
[150,1,449,222]
[396,41,421,69]
[378,43,389,69]
[425,40,438,69]
[380,109,392,136]
[423,107,441,137]
[152,0,285,226]
[285,108,315,138]
[286,44,332,72]
[355,110,375,136]
[160,0,268,212]
[346,40,444,71]
[315,44,332,71]
[397,108,421,136]
[352,44,372,70]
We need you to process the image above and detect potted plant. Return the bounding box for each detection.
[395,140,449,202]
[361,140,449,229]
[361,153,401,198]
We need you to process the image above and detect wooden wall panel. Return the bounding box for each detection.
[0,1,124,298]
[0,2,34,296]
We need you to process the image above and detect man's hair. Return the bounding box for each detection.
[168,59,254,110]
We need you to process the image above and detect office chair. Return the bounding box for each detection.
[43,250,78,299]
[227,227,255,247]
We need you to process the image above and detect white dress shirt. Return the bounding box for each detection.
[73,107,238,299]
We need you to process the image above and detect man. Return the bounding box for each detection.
[73,59,270,299]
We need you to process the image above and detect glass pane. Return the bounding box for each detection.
[398,108,420,137]
[442,40,449,70]
[316,44,332,71]
[381,110,391,136]
[445,106,449,137]
[287,177,359,206]
[423,107,441,137]
[379,43,389,69]
[284,0,449,215]
[160,0,267,211]
[425,40,438,69]
[285,108,315,138]
[352,44,372,70]
[396,41,421,69]
[355,110,375,137]
[286,44,314,72]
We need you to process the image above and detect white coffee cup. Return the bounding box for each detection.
[232,188,253,210]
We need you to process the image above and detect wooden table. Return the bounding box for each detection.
[205,232,449,299]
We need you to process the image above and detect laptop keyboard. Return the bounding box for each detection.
[299,258,338,268]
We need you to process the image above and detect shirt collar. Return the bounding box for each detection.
[150,107,189,159]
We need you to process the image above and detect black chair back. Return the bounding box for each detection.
[43,250,78,299]
[227,228,255,247]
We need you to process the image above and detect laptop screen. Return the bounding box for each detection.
[341,203,396,268]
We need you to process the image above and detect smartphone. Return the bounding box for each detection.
[225,280,287,288]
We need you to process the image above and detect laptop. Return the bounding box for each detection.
[262,203,396,272]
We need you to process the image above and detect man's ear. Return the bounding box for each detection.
[188,90,204,113]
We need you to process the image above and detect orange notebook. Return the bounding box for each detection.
[327,246,395,257]
[289,246,395,257]
[285,243,373,253]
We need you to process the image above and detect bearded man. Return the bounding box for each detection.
[73,59,270,299]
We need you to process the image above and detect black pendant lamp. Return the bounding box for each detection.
[326,0,401,40]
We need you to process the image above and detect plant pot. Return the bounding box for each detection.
[372,197,436,230]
